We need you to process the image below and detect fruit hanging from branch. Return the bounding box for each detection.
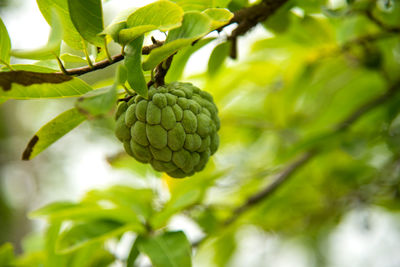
[115,82,220,178]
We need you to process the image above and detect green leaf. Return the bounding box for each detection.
[191,207,219,234]
[60,53,86,63]
[75,85,117,116]
[22,108,86,160]
[44,222,69,267]
[127,1,183,30]
[68,0,104,46]
[166,11,211,42]
[137,231,192,267]
[118,26,157,46]
[101,7,136,43]
[207,41,230,77]
[214,0,231,8]
[127,237,140,267]
[172,0,213,11]
[166,37,214,82]
[116,64,128,85]
[151,170,223,228]
[143,12,211,71]
[0,243,14,267]
[1,64,57,72]
[0,17,11,65]
[37,0,84,50]
[56,220,137,254]
[212,232,236,267]
[228,0,248,12]
[0,69,93,99]
[84,249,115,267]
[203,8,233,30]
[151,188,202,228]
[82,186,155,219]
[124,35,148,98]
[118,1,184,45]
[262,1,293,33]
[293,0,326,13]
[142,39,192,71]
[69,244,115,267]
[11,8,62,60]
[31,202,143,223]
[29,201,78,218]
[107,152,160,176]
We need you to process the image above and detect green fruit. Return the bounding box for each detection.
[115,82,220,178]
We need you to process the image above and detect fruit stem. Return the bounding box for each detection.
[153,54,175,87]
[54,54,68,75]
[82,39,94,69]
[122,84,136,95]
[104,37,113,63]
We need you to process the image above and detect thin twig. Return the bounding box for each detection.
[104,38,113,63]
[365,9,400,33]
[0,59,14,71]
[56,41,164,76]
[335,80,400,131]
[152,54,175,87]
[54,55,68,75]
[122,84,135,96]
[341,32,394,52]
[83,41,94,69]
[224,151,316,226]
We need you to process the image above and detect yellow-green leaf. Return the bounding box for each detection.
[136,231,192,267]
[165,37,214,82]
[173,0,213,11]
[68,0,104,46]
[75,85,117,116]
[37,0,84,50]
[143,12,211,71]
[0,68,93,99]
[125,35,148,97]
[22,108,86,160]
[166,11,211,42]
[101,7,136,43]
[207,41,230,77]
[0,17,11,65]
[0,243,14,267]
[118,0,184,45]
[203,8,233,30]
[56,221,143,254]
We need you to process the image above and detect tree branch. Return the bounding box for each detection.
[224,151,316,226]
[56,41,164,76]
[148,54,175,88]
[230,0,289,37]
[221,80,400,227]
[57,0,289,76]
[192,81,400,248]
[365,9,400,33]
[335,80,400,131]
[227,0,289,58]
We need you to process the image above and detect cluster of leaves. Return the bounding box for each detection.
[0,0,233,161]
[1,0,400,266]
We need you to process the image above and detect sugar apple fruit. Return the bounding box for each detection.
[115,82,220,178]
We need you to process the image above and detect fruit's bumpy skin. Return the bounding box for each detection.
[115,82,220,178]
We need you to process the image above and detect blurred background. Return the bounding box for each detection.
[1,0,400,266]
